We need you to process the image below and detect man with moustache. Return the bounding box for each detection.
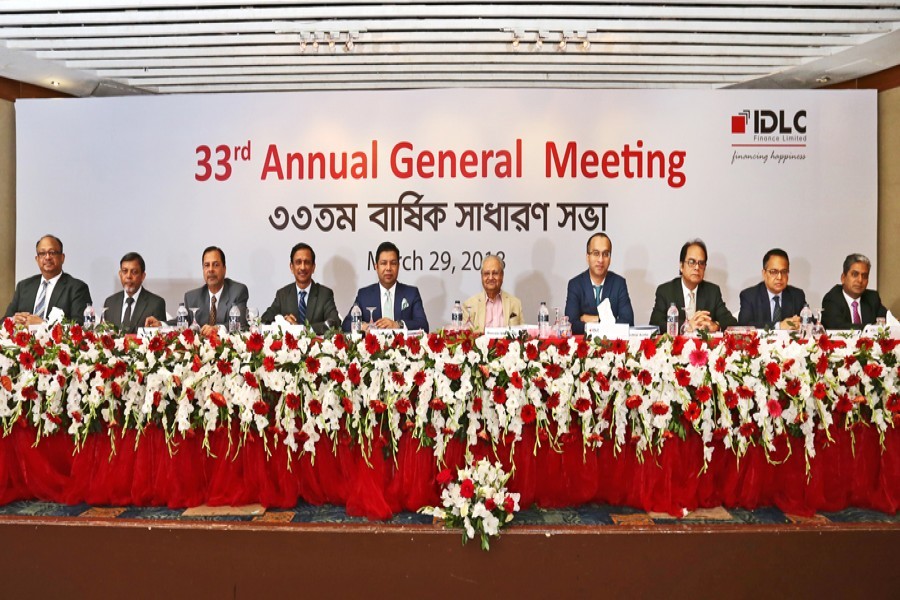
[738,248,806,330]
[342,241,429,332]
[5,234,92,325]
[103,252,167,334]
[821,253,888,329]
[261,242,340,334]
[649,239,737,332]
[463,254,523,332]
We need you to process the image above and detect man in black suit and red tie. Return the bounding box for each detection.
[738,248,806,330]
[821,253,887,330]
[5,234,92,326]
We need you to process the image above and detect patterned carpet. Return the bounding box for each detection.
[1,500,898,528]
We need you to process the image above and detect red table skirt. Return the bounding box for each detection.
[1,424,897,519]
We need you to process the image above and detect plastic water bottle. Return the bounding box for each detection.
[799,303,813,338]
[451,300,463,330]
[83,303,96,329]
[228,305,241,334]
[176,302,189,330]
[666,302,679,337]
[349,303,362,333]
[538,302,550,338]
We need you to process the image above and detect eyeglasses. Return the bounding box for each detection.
[765,269,790,277]
[588,250,611,259]
[36,250,62,258]
[683,258,707,268]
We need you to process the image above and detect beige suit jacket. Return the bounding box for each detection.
[463,290,524,332]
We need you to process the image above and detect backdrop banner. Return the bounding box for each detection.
[15,89,876,327]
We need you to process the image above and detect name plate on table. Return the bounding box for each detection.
[260,323,308,336]
[584,323,630,340]
[484,325,529,339]
[863,324,899,339]
[628,326,658,340]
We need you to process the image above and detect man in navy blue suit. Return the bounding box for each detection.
[342,241,429,332]
[564,232,635,335]
[738,248,806,330]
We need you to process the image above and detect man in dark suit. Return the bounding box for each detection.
[5,234,92,326]
[649,239,737,332]
[103,252,167,334]
[564,232,634,335]
[738,248,806,330]
[147,246,249,336]
[821,253,887,330]
[342,241,429,332]
[261,242,340,334]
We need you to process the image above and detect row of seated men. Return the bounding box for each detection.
[4,233,890,336]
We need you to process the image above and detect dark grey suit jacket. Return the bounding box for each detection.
[821,285,887,330]
[738,282,806,329]
[4,272,92,324]
[649,277,738,330]
[183,278,249,327]
[103,288,167,334]
[261,281,340,334]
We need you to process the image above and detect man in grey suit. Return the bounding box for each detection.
[649,239,737,333]
[5,234,92,326]
[147,246,248,336]
[261,242,340,334]
[103,252,167,334]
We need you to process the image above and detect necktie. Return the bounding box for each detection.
[34,280,49,319]
[688,290,696,314]
[123,297,134,331]
[209,295,217,325]
[852,300,861,325]
[382,290,394,320]
[772,295,782,323]
[298,290,307,324]
[593,285,603,306]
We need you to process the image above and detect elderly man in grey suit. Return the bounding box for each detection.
[261,242,340,334]
[103,252,167,334]
[5,234,92,326]
[147,246,248,336]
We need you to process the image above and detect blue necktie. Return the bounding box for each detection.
[593,285,603,306]
[34,280,49,319]
[298,290,307,324]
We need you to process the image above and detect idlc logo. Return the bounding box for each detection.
[732,110,807,134]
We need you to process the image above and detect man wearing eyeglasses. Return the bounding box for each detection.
[737,248,805,330]
[5,234,92,326]
[565,232,634,335]
[649,239,737,333]
[821,253,887,330]
[103,252,167,334]
[463,254,523,332]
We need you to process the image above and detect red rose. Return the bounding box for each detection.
[395,398,412,414]
[885,394,900,413]
[576,341,589,359]
[812,382,827,400]
[739,422,758,438]
[863,363,883,379]
[430,398,446,411]
[878,338,899,354]
[503,495,516,514]
[492,387,507,405]
[368,399,387,414]
[243,372,259,388]
[856,338,874,351]
[245,332,264,353]
[640,338,657,360]
[672,336,686,356]
[651,401,669,416]
[21,386,38,400]
[575,397,592,413]
[209,392,227,408]
[332,334,345,351]
[834,394,853,413]
[509,371,524,390]
[57,350,71,367]
[436,468,454,486]
[443,363,462,380]
[491,339,510,357]
[269,339,283,352]
[459,479,475,499]
[308,399,322,415]
[472,396,483,413]
[683,401,700,422]
[525,344,539,361]
[347,363,362,385]
[341,397,353,414]
[595,373,610,391]
[675,369,691,387]
[737,386,754,400]
[616,367,632,382]
[14,331,31,348]
[252,400,269,415]
[845,374,861,388]
[485,498,497,511]
[329,368,345,384]
[520,404,537,424]
[546,392,561,409]
[625,395,642,410]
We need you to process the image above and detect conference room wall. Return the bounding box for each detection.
[0,89,898,318]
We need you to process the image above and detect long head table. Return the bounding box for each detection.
[0,322,898,519]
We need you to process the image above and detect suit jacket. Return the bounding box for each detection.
[565,270,635,335]
[4,272,92,324]
[649,277,738,330]
[341,282,429,332]
[183,278,249,328]
[261,281,340,334]
[738,282,806,329]
[462,290,524,332]
[821,284,887,330]
[103,288,167,334]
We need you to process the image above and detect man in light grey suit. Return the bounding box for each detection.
[147,246,248,336]
[261,242,340,334]
[103,252,167,334]
[5,234,92,326]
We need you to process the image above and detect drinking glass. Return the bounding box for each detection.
[366,306,377,331]
[189,307,201,331]
[681,306,696,335]
[98,306,109,324]
[462,303,474,330]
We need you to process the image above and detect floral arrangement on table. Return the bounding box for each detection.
[0,317,898,471]
[419,459,520,550]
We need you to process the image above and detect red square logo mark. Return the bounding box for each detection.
[731,115,746,134]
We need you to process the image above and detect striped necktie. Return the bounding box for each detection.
[34,280,49,319]
[298,290,307,324]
